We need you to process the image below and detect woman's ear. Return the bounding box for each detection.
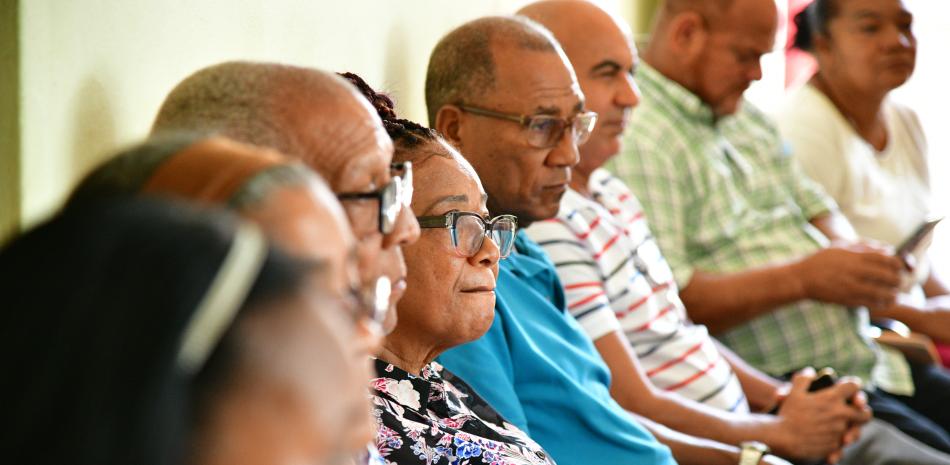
[435,105,464,149]
[668,11,710,65]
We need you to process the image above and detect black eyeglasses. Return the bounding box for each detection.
[416,211,518,259]
[338,162,413,234]
[458,104,598,149]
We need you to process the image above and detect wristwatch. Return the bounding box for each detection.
[738,441,770,465]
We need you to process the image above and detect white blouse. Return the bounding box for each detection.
[777,83,931,248]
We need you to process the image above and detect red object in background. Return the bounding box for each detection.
[785,0,818,89]
[939,343,950,369]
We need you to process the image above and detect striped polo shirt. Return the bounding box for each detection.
[526,169,748,412]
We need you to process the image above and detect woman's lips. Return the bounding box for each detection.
[461,285,495,293]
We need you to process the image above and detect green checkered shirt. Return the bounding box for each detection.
[609,64,882,382]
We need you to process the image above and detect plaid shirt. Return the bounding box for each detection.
[608,63,883,382]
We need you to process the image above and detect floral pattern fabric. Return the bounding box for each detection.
[370,359,556,465]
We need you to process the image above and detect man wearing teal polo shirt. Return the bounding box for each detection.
[426,13,788,465]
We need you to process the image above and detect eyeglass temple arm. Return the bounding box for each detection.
[458,105,529,126]
[416,215,453,228]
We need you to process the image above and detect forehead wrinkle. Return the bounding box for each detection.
[423,194,469,214]
[525,85,584,113]
[319,120,391,190]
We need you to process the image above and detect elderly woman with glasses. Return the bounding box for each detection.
[341,73,555,465]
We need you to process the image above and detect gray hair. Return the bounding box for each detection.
[425,15,559,126]
[151,61,353,162]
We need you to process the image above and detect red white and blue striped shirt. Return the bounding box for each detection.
[526,169,748,412]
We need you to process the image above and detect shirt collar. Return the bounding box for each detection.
[504,230,552,280]
[638,62,716,126]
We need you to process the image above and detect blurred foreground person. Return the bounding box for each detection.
[69,134,381,461]
[71,134,360,299]
[0,198,371,465]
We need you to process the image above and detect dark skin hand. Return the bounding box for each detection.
[682,214,903,333]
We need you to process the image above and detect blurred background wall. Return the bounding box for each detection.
[1,0,947,258]
[0,0,642,241]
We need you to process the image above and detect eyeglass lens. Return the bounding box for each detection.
[453,214,517,258]
[379,163,414,234]
[527,113,597,148]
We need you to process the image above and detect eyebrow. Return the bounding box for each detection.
[591,60,622,75]
[534,105,562,116]
[532,98,586,117]
[852,10,882,20]
[423,194,469,214]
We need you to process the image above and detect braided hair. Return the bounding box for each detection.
[339,72,439,153]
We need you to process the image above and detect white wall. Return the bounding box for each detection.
[16,0,631,228]
[890,0,950,277]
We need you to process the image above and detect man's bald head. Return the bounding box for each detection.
[424,15,560,126]
[518,1,633,66]
[152,61,392,192]
[653,0,737,28]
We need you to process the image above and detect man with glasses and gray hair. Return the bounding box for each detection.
[151,61,420,336]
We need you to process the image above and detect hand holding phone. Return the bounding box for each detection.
[896,218,942,261]
[808,367,838,392]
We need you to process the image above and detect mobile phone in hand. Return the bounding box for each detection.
[896,218,942,258]
[808,367,838,392]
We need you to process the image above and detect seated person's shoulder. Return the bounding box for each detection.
[886,99,926,136]
[619,122,696,170]
[724,99,778,136]
[776,86,845,140]
[590,169,647,212]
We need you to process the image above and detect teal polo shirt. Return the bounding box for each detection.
[437,231,676,465]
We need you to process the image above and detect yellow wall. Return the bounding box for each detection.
[1,0,19,242]
[7,0,638,234]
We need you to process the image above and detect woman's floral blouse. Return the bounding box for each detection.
[370,359,556,465]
